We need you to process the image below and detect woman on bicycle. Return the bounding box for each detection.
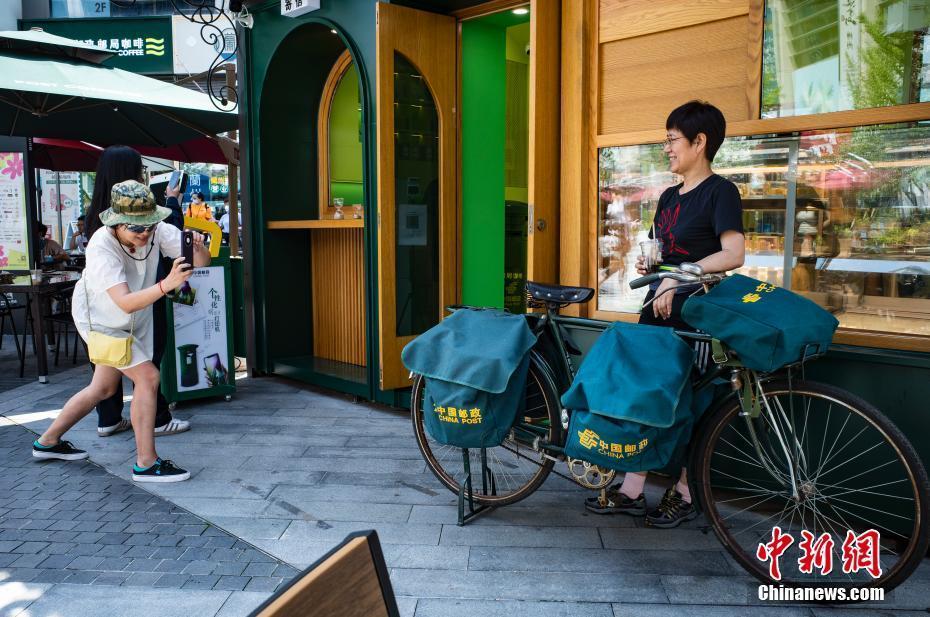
[586,100,745,527]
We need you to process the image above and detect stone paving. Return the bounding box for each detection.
[1,358,929,617]
[0,422,296,592]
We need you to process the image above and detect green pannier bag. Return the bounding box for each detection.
[681,274,839,372]
[561,322,702,472]
[402,308,537,449]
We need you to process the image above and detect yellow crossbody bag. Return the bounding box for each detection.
[84,281,134,368]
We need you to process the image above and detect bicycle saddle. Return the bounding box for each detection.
[526,282,594,305]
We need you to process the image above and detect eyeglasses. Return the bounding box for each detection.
[123,223,157,234]
[663,135,685,148]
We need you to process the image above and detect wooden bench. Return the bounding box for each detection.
[247,530,400,617]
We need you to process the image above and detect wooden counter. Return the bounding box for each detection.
[267,219,364,230]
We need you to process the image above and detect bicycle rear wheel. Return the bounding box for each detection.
[411,356,561,506]
[693,379,930,592]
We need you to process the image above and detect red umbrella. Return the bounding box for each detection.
[29,138,102,172]
[30,136,231,171]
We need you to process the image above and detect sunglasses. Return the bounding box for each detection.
[123,223,157,234]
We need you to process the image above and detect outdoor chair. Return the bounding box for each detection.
[0,292,24,361]
[247,530,399,617]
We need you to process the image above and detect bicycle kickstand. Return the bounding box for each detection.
[457,448,494,526]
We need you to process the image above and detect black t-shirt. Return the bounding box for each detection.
[650,174,744,267]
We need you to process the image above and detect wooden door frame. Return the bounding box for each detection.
[318,49,355,220]
[376,3,457,391]
[453,0,561,304]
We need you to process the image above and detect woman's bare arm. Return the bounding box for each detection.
[694,230,745,273]
[106,282,165,314]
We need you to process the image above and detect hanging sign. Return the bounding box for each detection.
[281,0,320,18]
[20,17,174,75]
[0,153,30,271]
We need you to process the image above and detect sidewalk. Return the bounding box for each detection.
[1,355,929,616]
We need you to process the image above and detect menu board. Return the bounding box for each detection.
[0,153,30,271]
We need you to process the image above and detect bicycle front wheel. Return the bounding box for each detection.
[411,356,561,506]
[693,380,930,592]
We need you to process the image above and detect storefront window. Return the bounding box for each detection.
[762,1,930,118]
[393,53,440,337]
[598,123,930,338]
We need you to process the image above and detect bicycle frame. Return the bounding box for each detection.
[513,302,804,500]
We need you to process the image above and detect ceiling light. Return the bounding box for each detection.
[512,7,529,15]
[331,29,338,34]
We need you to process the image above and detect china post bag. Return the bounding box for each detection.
[681,274,839,372]
[561,322,698,472]
[402,308,537,449]
[82,275,134,369]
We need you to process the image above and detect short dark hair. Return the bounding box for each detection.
[193,192,206,201]
[666,100,726,162]
[77,215,85,222]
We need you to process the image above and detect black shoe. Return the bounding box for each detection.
[585,488,646,516]
[32,439,88,461]
[645,488,698,528]
[132,458,190,483]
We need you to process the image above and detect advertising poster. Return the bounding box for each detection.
[171,266,230,392]
[40,171,82,246]
[0,153,30,271]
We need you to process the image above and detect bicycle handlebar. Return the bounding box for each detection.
[629,266,726,290]
[629,273,660,289]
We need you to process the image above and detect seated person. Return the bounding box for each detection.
[70,215,88,254]
[36,222,70,264]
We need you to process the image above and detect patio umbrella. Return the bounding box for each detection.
[0,33,237,146]
[31,136,232,172]
[29,138,102,172]
[0,29,114,64]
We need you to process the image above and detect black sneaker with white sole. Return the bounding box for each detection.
[132,458,190,483]
[32,439,89,461]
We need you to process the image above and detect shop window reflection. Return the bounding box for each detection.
[598,123,930,339]
[763,1,930,117]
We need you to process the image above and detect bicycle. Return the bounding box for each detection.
[410,264,930,593]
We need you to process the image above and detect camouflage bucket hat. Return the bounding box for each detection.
[99,179,171,227]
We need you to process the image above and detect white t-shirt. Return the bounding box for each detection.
[218,211,240,233]
[72,223,182,368]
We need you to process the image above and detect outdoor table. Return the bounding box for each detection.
[0,271,82,383]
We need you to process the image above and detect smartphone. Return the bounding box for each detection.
[169,170,188,194]
[181,231,194,269]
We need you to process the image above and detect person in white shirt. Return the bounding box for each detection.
[218,197,241,245]
[31,180,210,483]
[69,215,88,254]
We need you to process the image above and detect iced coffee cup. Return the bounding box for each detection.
[639,239,663,273]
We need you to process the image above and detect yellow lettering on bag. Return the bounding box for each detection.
[742,293,761,303]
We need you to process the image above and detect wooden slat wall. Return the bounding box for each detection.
[311,229,367,367]
[598,13,752,134]
[599,0,749,43]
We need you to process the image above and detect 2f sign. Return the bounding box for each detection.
[281,0,320,18]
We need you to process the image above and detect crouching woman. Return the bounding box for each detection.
[32,180,210,482]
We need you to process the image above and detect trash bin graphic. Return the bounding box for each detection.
[177,344,199,387]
